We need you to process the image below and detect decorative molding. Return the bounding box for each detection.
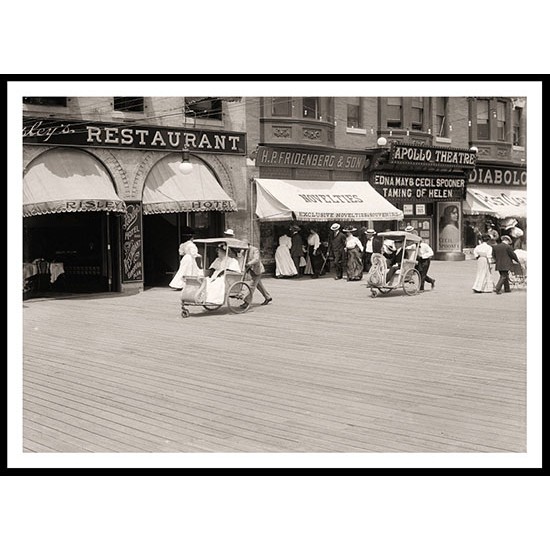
[496,148,509,158]
[90,148,131,198]
[272,126,291,138]
[303,128,322,140]
[133,151,159,200]
[477,147,491,157]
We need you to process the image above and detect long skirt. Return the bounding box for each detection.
[472,257,494,292]
[275,245,297,277]
[305,246,323,276]
[346,247,363,281]
[169,254,201,289]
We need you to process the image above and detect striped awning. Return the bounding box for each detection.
[254,178,403,222]
[463,186,526,218]
[142,154,237,214]
[23,148,126,217]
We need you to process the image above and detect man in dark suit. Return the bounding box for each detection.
[289,225,304,277]
[491,235,520,294]
[328,223,347,280]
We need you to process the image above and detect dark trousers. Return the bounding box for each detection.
[291,255,302,276]
[417,259,434,290]
[364,251,373,272]
[333,250,345,278]
[495,270,511,293]
[308,246,323,277]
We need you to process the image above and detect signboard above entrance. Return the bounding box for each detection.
[372,173,466,202]
[22,118,246,154]
[255,145,366,171]
[390,143,477,169]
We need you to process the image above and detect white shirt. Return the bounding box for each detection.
[418,242,434,259]
[209,255,241,275]
[365,237,374,253]
[307,232,320,251]
[345,235,364,252]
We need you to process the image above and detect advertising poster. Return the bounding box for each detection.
[437,201,461,252]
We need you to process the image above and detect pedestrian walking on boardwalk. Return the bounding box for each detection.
[491,235,521,294]
[417,237,435,291]
[289,225,304,277]
[328,223,347,280]
[472,233,495,293]
[223,230,273,307]
[305,228,323,278]
[274,230,297,278]
[169,228,201,290]
[343,227,364,281]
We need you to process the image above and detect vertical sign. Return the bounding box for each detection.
[121,201,143,282]
[437,201,461,253]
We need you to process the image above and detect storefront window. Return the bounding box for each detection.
[513,107,522,146]
[411,97,424,130]
[497,100,507,141]
[477,100,489,140]
[387,97,402,128]
[113,97,144,112]
[434,97,448,137]
[303,97,320,119]
[272,97,292,116]
[185,97,223,120]
[347,97,361,128]
[23,97,67,107]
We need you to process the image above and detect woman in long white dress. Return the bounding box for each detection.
[274,232,298,278]
[169,238,201,289]
[472,234,494,293]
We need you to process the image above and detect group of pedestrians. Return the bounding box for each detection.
[472,232,523,294]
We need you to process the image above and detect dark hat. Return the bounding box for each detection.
[181,226,195,236]
[343,227,357,233]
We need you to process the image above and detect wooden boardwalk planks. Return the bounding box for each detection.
[21,259,528,453]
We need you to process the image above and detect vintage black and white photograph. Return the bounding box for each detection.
[7,80,541,471]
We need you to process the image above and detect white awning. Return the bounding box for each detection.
[254,178,403,222]
[23,148,126,217]
[464,186,527,218]
[143,154,236,214]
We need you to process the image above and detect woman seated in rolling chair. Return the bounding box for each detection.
[207,243,241,279]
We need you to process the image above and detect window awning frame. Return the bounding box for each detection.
[142,154,237,215]
[463,186,526,219]
[254,178,404,222]
[23,148,126,217]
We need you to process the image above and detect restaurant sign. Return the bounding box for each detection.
[390,143,477,169]
[468,165,526,186]
[22,118,246,154]
[255,145,366,171]
[372,173,466,202]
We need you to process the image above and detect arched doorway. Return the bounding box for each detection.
[141,154,236,287]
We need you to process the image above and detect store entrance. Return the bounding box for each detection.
[23,212,120,295]
[142,211,223,288]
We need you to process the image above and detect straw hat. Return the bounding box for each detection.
[223,229,235,237]
[330,223,340,231]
